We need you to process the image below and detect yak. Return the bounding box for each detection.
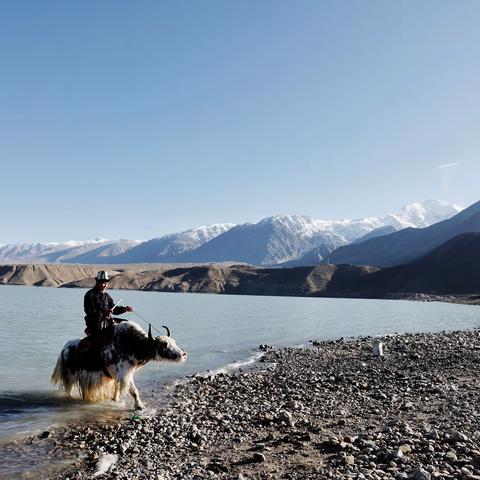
[52,320,187,409]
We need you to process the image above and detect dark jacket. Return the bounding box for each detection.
[84,288,128,334]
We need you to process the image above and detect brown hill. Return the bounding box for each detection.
[0,264,106,287]
[0,262,375,297]
[357,232,480,296]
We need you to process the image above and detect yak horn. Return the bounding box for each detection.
[162,325,171,337]
[148,323,154,342]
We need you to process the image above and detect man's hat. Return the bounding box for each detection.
[95,270,110,282]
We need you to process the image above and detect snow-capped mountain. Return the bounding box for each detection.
[169,215,349,266]
[106,223,236,264]
[0,225,236,265]
[279,200,462,267]
[310,200,462,244]
[380,200,462,229]
[0,238,141,264]
[325,199,480,267]
[0,200,462,266]
[165,200,461,266]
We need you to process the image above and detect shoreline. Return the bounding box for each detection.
[20,327,480,479]
[1,263,479,305]
[2,280,480,308]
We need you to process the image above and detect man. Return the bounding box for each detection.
[84,270,134,336]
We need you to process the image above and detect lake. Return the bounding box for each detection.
[0,285,479,477]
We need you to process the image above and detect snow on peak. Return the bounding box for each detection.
[178,223,236,243]
[249,200,461,260]
[191,223,236,236]
[381,200,462,229]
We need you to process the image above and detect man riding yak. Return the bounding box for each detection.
[81,271,134,373]
[84,270,134,335]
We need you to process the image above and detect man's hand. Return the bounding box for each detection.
[125,306,134,312]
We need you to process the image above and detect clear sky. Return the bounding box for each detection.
[1,1,479,243]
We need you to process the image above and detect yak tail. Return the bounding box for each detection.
[51,351,67,388]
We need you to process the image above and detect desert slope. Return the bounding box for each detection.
[0,264,109,287]
[0,262,375,296]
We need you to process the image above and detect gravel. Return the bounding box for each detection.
[43,328,480,479]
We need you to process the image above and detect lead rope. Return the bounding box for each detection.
[132,310,165,336]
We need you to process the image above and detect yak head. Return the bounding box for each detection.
[148,324,187,363]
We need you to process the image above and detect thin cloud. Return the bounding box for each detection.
[437,162,459,169]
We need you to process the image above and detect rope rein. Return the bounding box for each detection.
[132,310,165,336]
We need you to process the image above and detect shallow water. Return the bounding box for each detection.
[0,285,479,477]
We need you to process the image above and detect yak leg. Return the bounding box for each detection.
[115,362,143,409]
[114,361,130,402]
[129,379,144,410]
[64,369,75,399]
[65,383,73,399]
[112,381,119,402]
[108,366,119,401]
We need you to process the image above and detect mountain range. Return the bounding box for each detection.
[0,238,140,264]
[325,199,480,267]
[0,200,461,266]
[2,232,478,297]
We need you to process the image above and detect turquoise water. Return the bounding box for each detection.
[0,285,479,476]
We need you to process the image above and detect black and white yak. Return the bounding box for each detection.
[52,321,187,409]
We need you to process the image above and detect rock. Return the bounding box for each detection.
[447,429,468,442]
[393,448,404,458]
[445,450,458,461]
[401,401,414,410]
[275,410,294,426]
[400,444,412,454]
[252,452,266,463]
[411,468,431,480]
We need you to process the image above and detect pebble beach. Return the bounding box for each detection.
[17,329,480,479]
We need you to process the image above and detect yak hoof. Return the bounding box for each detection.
[134,403,145,411]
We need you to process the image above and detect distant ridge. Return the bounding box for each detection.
[0,239,139,264]
[93,224,235,264]
[129,200,461,266]
[0,200,461,266]
[353,232,480,295]
[325,200,480,267]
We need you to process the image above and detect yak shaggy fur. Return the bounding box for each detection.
[51,321,187,409]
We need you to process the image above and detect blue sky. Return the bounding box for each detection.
[1,1,479,243]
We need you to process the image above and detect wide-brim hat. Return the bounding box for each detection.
[95,270,110,282]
